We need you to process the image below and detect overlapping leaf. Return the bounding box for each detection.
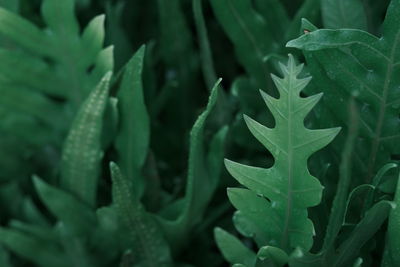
[114,46,150,199]
[287,0,400,182]
[61,72,112,206]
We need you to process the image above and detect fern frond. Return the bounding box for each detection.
[0,0,113,179]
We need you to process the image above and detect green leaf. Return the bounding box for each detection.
[0,7,52,56]
[257,246,289,266]
[41,0,79,41]
[0,49,65,98]
[321,0,367,30]
[0,227,67,267]
[115,46,149,199]
[9,220,56,243]
[0,245,11,267]
[157,81,227,249]
[225,55,340,252]
[385,172,400,265]
[0,0,112,182]
[33,176,96,237]
[214,227,256,267]
[287,0,400,182]
[210,0,274,90]
[333,200,394,266]
[0,82,64,128]
[228,188,278,247]
[105,2,132,70]
[81,14,106,70]
[110,162,171,266]
[288,248,324,267]
[192,0,217,89]
[157,0,194,68]
[343,184,374,225]
[323,100,358,251]
[362,163,398,213]
[285,0,320,41]
[254,0,289,44]
[0,0,18,12]
[60,72,112,206]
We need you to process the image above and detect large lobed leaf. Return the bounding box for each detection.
[223,55,340,256]
[287,0,400,183]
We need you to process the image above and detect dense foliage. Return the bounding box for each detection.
[0,0,399,266]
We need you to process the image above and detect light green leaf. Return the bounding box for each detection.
[115,46,149,198]
[33,176,96,237]
[257,246,289,266]
[81,14,106,70]
[0,7,52,56]
[214,227,256,267]
[90,45,115,84]
[225,55,340,252]
[42,0,79,40]
[61,72,112,206]
[228,188,278,247]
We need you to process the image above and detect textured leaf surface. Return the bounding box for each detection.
[287,0,400,182]
[61,72,112,206]
[225,56,340,252]
[110,163,171,267]
[0,0,112,182]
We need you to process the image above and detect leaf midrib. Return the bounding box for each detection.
[281,65,294,250]
[366,29,400,181]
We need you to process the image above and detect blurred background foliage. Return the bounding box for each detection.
[0,0,394,266]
